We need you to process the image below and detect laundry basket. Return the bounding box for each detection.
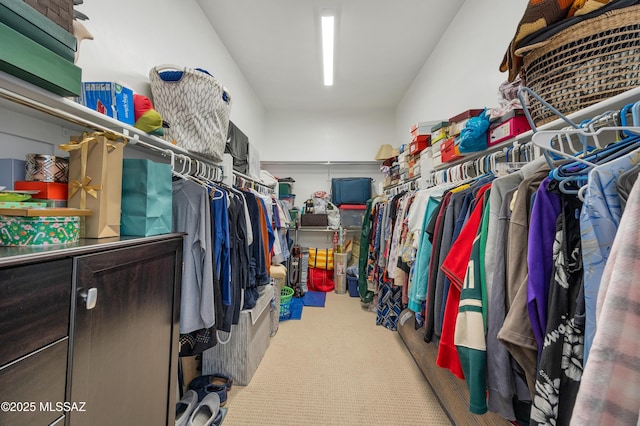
[279,286,294,321]
[149,65,232,161]
[519,5,640,126]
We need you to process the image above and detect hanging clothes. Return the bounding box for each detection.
[498,164,550,398]
[580,149,640,364]
[172,179,216,334]
[530,193,585,426]
[571,177,640,426]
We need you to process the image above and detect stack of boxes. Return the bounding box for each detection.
[408,122,430,178]
[278,179,297,225]
[430,121,449,168]
[0,0,81,97]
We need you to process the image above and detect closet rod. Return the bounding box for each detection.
[232,170,274,193]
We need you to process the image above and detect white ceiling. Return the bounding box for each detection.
[197,0,465,111]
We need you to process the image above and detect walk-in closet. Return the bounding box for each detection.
[1,0,639,425]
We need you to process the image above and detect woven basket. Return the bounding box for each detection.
[520,5,640,127]
[24,0,74,33]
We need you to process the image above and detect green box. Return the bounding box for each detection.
[0,201,48,209]
[279,182,293,196]
[0,0,76,62]
[0,21,81,97]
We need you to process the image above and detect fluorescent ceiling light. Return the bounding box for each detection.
[321,15,334,86]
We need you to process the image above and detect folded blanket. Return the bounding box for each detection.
[500,0,612,81]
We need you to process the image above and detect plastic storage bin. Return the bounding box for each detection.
[347,275,359,297]
[339,205,366,228]
[331,178,372,206]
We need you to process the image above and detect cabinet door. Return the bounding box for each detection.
[69,238,182,426]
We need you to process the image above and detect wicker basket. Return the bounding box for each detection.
[520,5,640,127]
[24,0,74,33]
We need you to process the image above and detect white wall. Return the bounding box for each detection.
[75,0,265,150]
[395,0,528,143]
[263,108,396,162]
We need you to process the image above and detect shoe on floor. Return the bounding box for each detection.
[188,392,220,426]
[189,375,230,404]
[203,384,227,407]
[175,389,198,426]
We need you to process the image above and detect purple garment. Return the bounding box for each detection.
[527,177,562,352]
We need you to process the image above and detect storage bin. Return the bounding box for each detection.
[331,177,372,206]
[202,285,274,386]
[300,213,328,227]
[347,275,359,297]
[0,215,79,246]
[149,65,232,162]
[0,159,25,190]
[340,205,366,228]
[278,182,293,196]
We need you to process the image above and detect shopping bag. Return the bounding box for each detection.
[61,132,125,238]
[120,159,172,236]
[308,267,335,292]
[308,248,334,270]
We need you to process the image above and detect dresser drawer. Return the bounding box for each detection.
[0,259,72,366]
[0,339,68,426]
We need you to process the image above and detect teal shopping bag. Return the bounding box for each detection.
[120,159,172,236]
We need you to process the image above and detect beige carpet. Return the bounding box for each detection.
[223,291,452,425]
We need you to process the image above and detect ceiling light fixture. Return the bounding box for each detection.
[321,15,334,86]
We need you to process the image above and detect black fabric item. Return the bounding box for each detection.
[423,191,452,343]
[530,195,585,426]
[225,121,249,174]
[179,327,217,357]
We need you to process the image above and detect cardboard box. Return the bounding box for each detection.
[14,181,67,200]
[410,138,429,155]
[0,0,76,62]
[81,82,135,125]
[441,137,463,163]
[410,122,431,137]
[488,111,531,146]
[449,109,484,137]
[0,159,25,190]
[0,21,81,97]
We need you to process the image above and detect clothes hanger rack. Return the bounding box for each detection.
[232,170,274,195]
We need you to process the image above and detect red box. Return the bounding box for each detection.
[14,181,68,200]
[441,138,463,163]
[449,109,484,136]
[488,113,532,146]
[410,138,429,155]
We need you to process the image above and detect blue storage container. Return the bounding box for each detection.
[347,275,359,298]
[331,177,372,206]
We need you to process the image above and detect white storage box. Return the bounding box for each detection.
[202,285,274,385]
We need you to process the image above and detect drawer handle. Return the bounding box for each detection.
[79,288,98,310]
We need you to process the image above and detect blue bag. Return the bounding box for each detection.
[120,159,172,236]
[458,109,490,154]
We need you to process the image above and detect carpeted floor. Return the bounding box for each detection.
[223,291,452,425]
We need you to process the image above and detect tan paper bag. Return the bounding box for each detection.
[60,132,125,238]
